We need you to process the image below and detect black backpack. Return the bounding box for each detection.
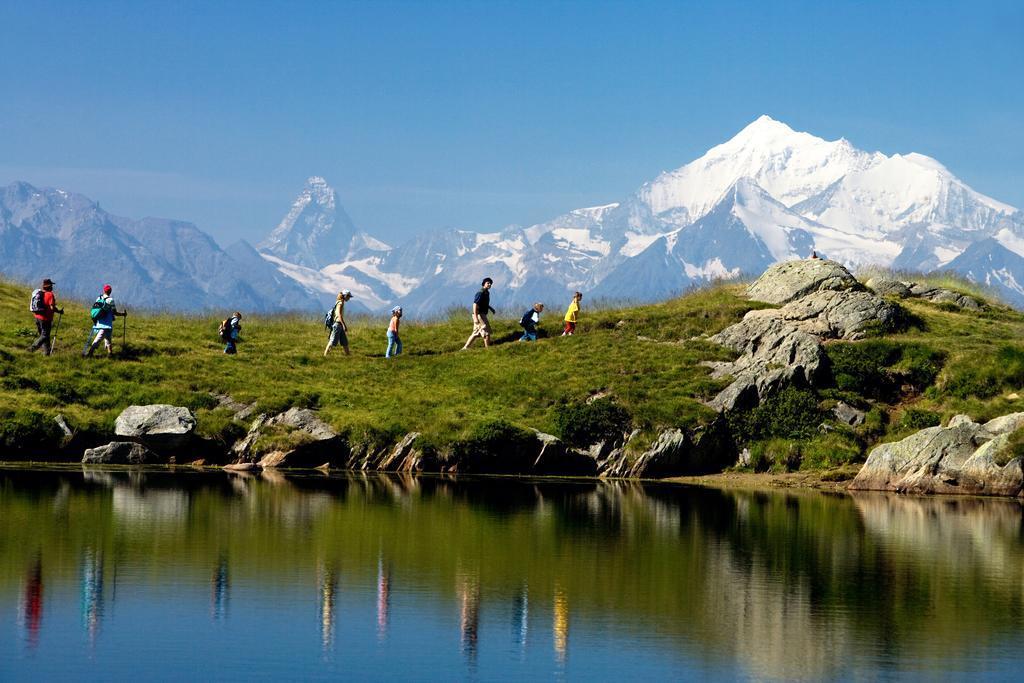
[520,309,535,328]
[324,309,334,329]
[219,318,232,341]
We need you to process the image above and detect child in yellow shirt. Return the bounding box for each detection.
[562,291,582,336]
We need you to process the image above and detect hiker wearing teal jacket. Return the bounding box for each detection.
[84,284,126,357]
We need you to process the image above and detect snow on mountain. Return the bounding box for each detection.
[943,238,1024,308]
[9,116,1021,317]
[634,115,879,229]
[259,176,388,269]
[259,119,1023,313]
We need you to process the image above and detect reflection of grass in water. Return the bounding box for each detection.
[1,471,1022,679]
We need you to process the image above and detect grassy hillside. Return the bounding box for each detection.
[3,275,1024,470]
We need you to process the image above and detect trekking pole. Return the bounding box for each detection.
[51,312,63,353]
[82,325,94,357]
[122,308,129,356]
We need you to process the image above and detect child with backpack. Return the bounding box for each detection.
[83,284,126,357]
[519,303,544,342]
[220,312,242,354]
[385,306,403,358]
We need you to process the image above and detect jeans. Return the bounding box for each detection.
[519,327,537,342]
[29,319,52,354]
[386,331,402,357]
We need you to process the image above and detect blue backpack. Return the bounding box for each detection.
[90,297,111,323]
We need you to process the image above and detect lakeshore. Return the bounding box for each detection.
[4,259,1024,497]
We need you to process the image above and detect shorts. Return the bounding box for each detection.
[328,324,348,347]
[471,314,491,337]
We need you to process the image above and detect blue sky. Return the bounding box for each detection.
[1,0,1021,245]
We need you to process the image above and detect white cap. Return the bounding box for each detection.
[341,289,352,297]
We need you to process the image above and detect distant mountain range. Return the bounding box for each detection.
[3,116,1023,314]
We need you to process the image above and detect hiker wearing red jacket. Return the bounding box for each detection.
[28,278,63,356]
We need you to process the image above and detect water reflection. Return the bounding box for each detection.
[19,554,43,648]
[512,582,529,654]
[1,468,1023,679]
[377,552,390,642]
[211,554,229,621]
[553,583,568,664]
[317,560,338,653]
[457,566,480,662]
[80,547,104,645]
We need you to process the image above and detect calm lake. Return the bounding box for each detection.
[2,467,1023,681]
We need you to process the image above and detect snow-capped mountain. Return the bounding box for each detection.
[259,116,1024,312]
[259,176,389,269]
[5,116,1022,316]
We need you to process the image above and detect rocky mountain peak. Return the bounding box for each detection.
[258,176,358,269]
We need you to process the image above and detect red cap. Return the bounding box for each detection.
[103,284,112,294]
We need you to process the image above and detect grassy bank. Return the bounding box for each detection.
[3,274,1024,470]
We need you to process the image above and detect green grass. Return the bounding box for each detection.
[0,280,752,453]
[6,270,1024,466]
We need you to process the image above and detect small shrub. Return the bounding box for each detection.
[196,408,248,445]
[553,398,632,447]
[799,431,864,470]
[0,409,62,451]
[898,408,941,431]
[450,419,537,473]
[729,387,824,442]
[997,428,1024,467]
[827,341,944,401]
[748,439,802,472]
[858,406,889,441]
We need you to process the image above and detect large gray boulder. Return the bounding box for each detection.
[849,413,1024,496]
[907,284,983,311]
[114,405,197,450]
[776,290,902,340]
[747,258,858,305]
[865,276,912,298]
[83,441,162,464]
[708,271,901,410]
[708,311,824,411]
